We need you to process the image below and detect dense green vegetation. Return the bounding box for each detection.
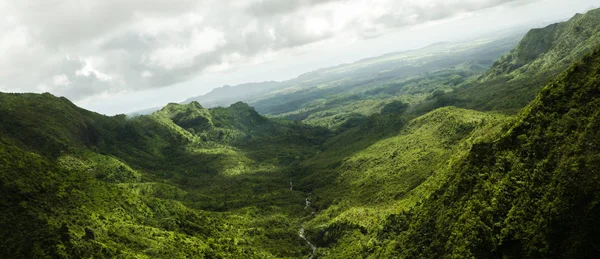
[371,44,600,259]
[3,7,600,258]
[0,94,328,258]
[295,107,510,255]
[185,8,599,129]
[183,35,522,129]
[425,8,600,113]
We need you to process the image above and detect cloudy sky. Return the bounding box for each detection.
[0,0,597,115]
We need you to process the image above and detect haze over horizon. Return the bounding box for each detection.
[3,1,600,258]
[0,0,597,115]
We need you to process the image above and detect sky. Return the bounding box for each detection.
[0,0,597,115]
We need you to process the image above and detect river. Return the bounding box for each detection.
[298,226,317,259]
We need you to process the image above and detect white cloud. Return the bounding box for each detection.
[205,52,244,73]
[75,56,113,81]
[147,27,226,69]
[0,0,539,103]
[53,74,71,86]
[305,16,330,36]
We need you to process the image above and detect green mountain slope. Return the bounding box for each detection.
[252,37,519,127]
[0,93,330,258]
[434,8,600,112]
[325,44,600,259]
[179,35,521,129]
[0,135,250,258]
[295,106,510,257]
[0,93,116,157]
[3,10,600,258]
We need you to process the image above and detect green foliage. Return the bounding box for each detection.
[435,8,600,113]
[0,95,330,258]
[261,63,502,129]
[380,100,409,115]
[3,9,600,258]
[296,106,510,256]
[0,93,116,157]
[241,36,520,129]
[369,45,600,258]
[154,101,214,132]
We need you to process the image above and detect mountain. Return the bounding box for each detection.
[376,44,600,259]
[300,43,600,259]
[180,34,522,129]
[0,92,329,258]
[430,8,600,113]
[297,106,509,234]
[183,81,281,108]
[181,8,600,126]
[3,9,600,258]
[139,32,524,128]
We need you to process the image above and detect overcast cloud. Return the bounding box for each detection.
[0,0,533,102]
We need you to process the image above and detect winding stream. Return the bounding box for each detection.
[299,227,317,259]
[299,195,317,258]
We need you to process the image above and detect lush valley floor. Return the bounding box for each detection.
[2,8,600,259]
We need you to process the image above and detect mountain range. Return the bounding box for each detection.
[2,7,600,259]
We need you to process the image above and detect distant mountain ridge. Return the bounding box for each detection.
[131,35,519,118]
[443,8,600,112]
[182,81,281,108]
[484,10,600,80]
[4,7,600,259]
[181,36,521,110]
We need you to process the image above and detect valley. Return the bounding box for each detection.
[1,7,600,259]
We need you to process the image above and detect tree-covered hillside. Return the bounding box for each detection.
[181,35,522,129]
[428,8,600,113]
[306,44,600,259]
[182,7,600,128]
[2,8,600,259]
[0,93,329,258]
